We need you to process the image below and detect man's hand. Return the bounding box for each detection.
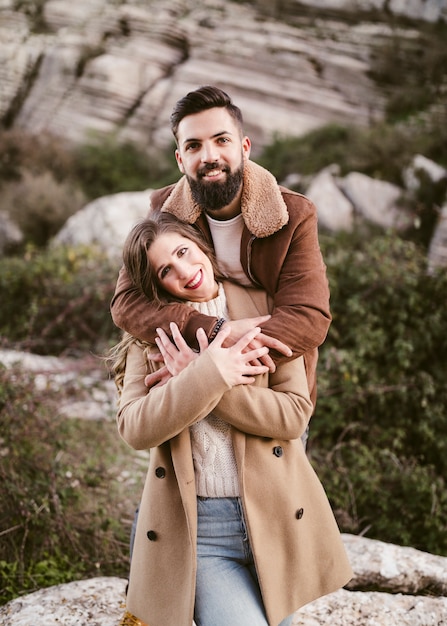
[218,315,292,373]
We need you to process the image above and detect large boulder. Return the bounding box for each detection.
[0,535,446,625]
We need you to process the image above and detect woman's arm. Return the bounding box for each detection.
[117,328,269,450]
[147,323,313,442]
[212,356,313,440]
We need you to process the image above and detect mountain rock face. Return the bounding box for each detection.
[1,0,445,156]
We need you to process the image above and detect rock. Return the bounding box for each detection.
[0,210,23,255]
[305,165,354,232]
[0,349,117,421]
[404,154,447,191]
[343,534,447,595]
[427,203,447,274]
[339,171,412,230]
[53,189,152,258]
[0,576,127,626]
[1,535,447,625]
[292,588,447,626]
[1,0,384,153]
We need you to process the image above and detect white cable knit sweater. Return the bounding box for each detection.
[188,284,239,497]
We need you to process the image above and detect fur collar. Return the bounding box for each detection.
[160,160,289,238]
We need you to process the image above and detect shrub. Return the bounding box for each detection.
[72,133,178,200]
[0,245,120,356]
[310,232,447,555]
[0,365,142,605]
[0,171,86,247]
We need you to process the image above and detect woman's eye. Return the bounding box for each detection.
[160,266,170,279]
[178,247,187,258]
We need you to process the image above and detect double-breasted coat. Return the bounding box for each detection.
[117,282,352,626]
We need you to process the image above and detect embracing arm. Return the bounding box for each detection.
[117,327,269,450]
[117,344,231,450]
[248,194,331,361]
[212,356,313,440]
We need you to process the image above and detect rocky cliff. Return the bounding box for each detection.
[1,0,446,156]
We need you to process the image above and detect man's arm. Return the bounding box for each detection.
[248,195,331,361]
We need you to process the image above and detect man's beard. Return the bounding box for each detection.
[187,161,244,212]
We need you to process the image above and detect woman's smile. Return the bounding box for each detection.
[148,233,218,302]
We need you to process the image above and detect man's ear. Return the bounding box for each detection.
[175,149,184,173]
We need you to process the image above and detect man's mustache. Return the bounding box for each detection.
[197,162,230,178]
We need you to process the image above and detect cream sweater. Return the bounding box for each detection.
[188,284,239,497]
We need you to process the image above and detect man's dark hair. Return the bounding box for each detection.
[170,85,244,139]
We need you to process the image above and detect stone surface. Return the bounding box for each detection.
[427,204,447,273]
[53,189,152,259]
[339,171,412,230]
[0,577,127,626]
[305,165,354,232]
[1,0,391,153]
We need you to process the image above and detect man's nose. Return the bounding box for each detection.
[200,141,219,163]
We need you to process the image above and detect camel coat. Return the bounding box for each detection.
[117,282,352,626]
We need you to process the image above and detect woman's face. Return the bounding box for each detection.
[147,232,218,302]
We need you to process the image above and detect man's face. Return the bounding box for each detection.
[175,107,251,213]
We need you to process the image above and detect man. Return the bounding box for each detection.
[111,85,330,406]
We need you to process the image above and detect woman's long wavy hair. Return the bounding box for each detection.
[108,212,219,395]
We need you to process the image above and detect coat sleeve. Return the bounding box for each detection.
[250,193,331,360]
[116,344,232,450]
[211,355,313,440]
[110,264,218,347]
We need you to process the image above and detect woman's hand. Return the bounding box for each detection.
[154,322,208,376]
[145,323,269,389]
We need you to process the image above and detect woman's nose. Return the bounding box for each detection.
[173,260,188,279]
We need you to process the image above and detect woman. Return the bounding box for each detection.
[113,213,352,626]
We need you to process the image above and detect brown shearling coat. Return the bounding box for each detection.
[117,282,352,626]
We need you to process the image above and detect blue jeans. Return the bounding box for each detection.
[194,497,293,626]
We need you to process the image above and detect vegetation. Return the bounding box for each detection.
[1,13,447,604]
[0,244,120,356]
[311,232,447,556]
[0,365,144,604]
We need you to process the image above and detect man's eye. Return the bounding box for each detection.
[218,137,230,144]
[185,143,199,151]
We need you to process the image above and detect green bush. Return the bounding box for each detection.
[0,245,120,355]
[72,133,178,199]
[311,232,447,555]
[0,171,86,247]
[0,365,141,604]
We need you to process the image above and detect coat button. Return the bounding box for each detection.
[295,508,304,520]
[147,530,157,541]
[155,466,166,478]
[273,446,283,457]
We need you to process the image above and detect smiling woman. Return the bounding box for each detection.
[110,211,352,626]
[147,231,219,302]
[122,213,221,306]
